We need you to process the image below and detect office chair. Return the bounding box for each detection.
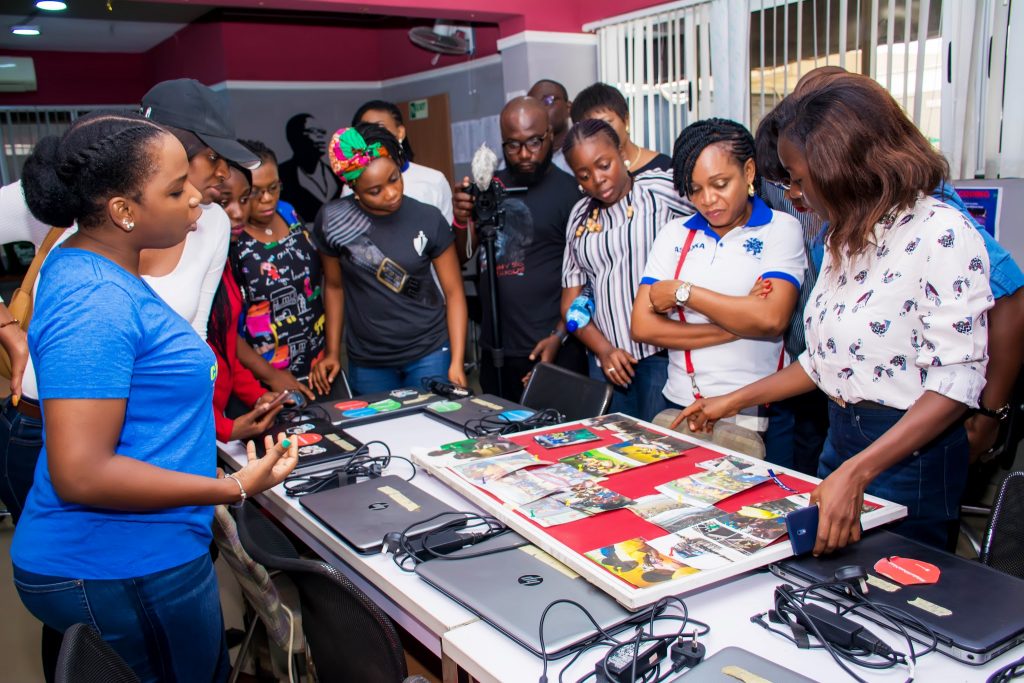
[55,623,139,683]
[235,502,425,683]
[212,505,306,683]
[960,370,1024,554]
[979,471,1024,580]
[520,362,613,421]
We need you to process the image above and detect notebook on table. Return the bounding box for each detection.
[770,530,1024,664]
[415,533,636,656]
[299,475,462,554]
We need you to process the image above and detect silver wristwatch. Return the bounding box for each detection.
[675,281,693,306]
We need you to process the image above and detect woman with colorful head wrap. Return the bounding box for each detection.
[309,124,468,395]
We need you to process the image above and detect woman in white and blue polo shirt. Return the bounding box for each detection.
[632,119,806,465]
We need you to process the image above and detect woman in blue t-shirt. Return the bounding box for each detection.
[13,112,298,683]
[310,124,467,396]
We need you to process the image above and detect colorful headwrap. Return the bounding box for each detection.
[328,127,391,184]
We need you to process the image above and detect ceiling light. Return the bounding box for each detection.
[11,25,41,36]
[36,0,67,10]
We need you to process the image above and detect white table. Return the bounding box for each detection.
[442,570,1017,682]
[218,412,484,668]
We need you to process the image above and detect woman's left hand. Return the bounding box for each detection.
[448,362,467,389]
[648,281,680,314]
[809,461,867,556]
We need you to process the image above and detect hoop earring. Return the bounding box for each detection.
[747,183,755,198]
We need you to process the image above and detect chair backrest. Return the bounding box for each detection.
[235,502,408,682]
[980,470,1024,579]
[55,623,139,683]
[983,369,1024,468]
[211,505,304,653]
[520,362,613,421]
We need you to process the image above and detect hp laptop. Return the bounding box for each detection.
[416,534,637,656]
[770,530,1024,664]
[299,475,462,554]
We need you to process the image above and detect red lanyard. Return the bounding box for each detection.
[670,228,785,403]
[672,229,702,398]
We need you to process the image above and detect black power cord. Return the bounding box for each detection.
[464,408,565,438]
[989,653,1024,683]
[752,576,939,683]
[384,511,523,571]
[282,440,414,497]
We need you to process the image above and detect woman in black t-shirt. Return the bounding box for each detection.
[571,83,672,176]
[310,124,467,396]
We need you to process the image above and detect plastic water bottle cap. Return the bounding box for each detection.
[566,320,578,333]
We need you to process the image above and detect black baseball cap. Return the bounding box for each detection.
[140,79,261,170]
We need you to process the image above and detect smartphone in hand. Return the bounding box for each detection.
[786,505,819,556]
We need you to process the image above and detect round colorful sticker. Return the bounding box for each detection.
[428,401,463,413]
[342,407,379,418]
[293,433,322,446]
[335,400,369,412]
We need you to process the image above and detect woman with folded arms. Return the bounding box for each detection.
[561,119,691,420]
[679,79,992,553]
[13,112,297,682]
[631,118,806,465]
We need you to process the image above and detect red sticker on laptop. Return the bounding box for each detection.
[293,433,322,446]
[334,400,368,411]
[873,556,940,586]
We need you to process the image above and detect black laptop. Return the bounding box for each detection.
[770,530,1024,664]
[299,475,463,554]
[259,412,363,469]
[423,394,534,430]
[320,387,443,425]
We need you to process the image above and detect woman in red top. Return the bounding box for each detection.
[209,164,285,441]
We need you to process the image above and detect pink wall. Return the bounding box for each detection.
[0,49,151,106]
[147,21,228,85]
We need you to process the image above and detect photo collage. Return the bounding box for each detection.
[433,414,820,589]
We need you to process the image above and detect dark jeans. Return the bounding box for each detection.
[767,390,829,475]
[587,351,670,422]
[480,337,588,402]
[819,401,968,550]
[14,553,230,683]
[348,344,451,395]
[0,396,43,523]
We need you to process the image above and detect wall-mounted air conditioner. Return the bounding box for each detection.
[0,57,37,92]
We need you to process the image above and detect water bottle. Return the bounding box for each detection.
[566,286,595,333]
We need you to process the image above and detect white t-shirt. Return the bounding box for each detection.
[342,162,454,224]
[20,202,229,399]
[641,197,807,407]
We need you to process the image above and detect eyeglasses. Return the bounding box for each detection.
[540,94,564,106]
[502,133,548,154]
[251,182,283,198]
[766,179,792,192]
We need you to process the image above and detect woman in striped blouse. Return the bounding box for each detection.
[561,119,691,421]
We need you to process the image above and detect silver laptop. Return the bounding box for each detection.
[770,530,1024,664]
[669,647,816,681]
[299,475,462,554]
[416,534,637,656]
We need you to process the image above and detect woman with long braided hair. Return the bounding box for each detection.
[561,119,691,421]
[631,118,806,464]
[12,112,298,681]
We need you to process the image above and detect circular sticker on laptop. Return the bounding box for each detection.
[428,401,462,413]
[293,433,322,446]
[342,407,378,418]
[335,400,369,412]
[500,409,534,422]
[368,398,402,412]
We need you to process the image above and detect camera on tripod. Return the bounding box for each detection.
[470,179,508,227]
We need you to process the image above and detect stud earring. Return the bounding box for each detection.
[747,183,755,197]
[123,219,135,232]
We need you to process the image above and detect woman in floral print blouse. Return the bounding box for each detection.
[678,77,992,554]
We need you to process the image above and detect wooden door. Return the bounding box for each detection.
[396,94,454,184]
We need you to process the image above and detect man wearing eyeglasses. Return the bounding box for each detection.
[453,96,587,399]
[528,79,573,174]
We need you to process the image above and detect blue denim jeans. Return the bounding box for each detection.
[13,553,229,683]
[348,344,452,395]
[588,351,670,422]
[818,401,968,550]
[0,396,44,524]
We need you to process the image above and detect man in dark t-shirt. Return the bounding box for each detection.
[454,96,587,400]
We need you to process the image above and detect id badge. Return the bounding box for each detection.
[376,257,409,294]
